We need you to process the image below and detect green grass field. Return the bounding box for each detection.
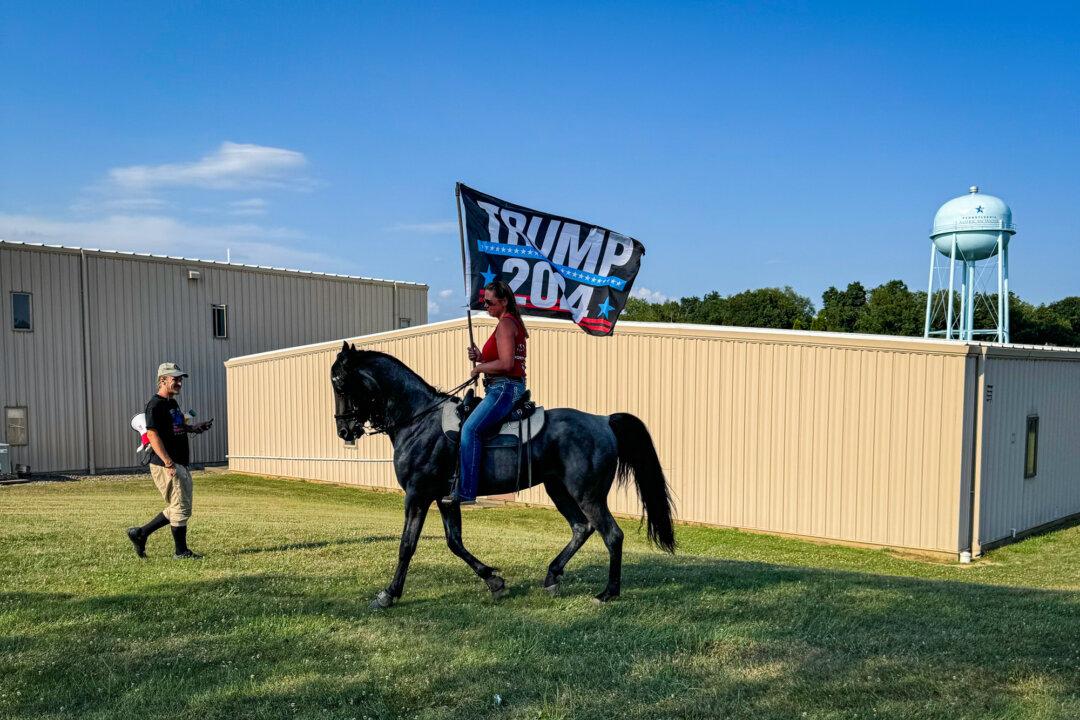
[2,472,1079,720]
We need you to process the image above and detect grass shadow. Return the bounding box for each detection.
[233,534,403,555]
[3,553,1078,720]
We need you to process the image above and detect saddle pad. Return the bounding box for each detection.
[441,400,545,442]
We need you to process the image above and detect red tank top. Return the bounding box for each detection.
[480,316,527,378]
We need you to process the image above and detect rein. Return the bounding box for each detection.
[336,376,477,437]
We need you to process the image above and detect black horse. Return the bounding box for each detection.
[331,343,675,608]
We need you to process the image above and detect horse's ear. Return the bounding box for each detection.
[350,343,357,351]
[341,340,349,353]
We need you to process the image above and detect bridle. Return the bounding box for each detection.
[335,375,478,438]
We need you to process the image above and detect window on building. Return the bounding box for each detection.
[399,317,412,328]
[5,407,28,446]
[212,305,228,338]
[1024,415,1039,479]
[11,292,32,331]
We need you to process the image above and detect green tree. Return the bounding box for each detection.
[854,280,924,336]
[725,286,815,329]
[969,294,1079,346]
[1047,297,1080,338]
[621,297,686,322]
[1009,295,1076,346]
[621,283,1079,346]
[814,281,868,332]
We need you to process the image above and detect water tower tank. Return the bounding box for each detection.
[930,186,1015,260]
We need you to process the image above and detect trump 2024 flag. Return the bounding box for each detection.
[459,184,645,336]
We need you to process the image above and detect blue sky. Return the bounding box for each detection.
[3,1,1078,319]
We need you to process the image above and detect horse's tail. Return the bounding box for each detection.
[608,413,676,554]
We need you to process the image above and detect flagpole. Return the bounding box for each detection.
[455,182,477,354]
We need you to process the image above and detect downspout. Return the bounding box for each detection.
[79,249,96,474]
[963,346,987,561]
[392,282,400,327]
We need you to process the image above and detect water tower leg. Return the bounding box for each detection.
[966,262,976,341]
[946,236,957,339]
[963,259,972,341]
[924,241,937,337]
[996,233,1005,343]
[1003,241,1011,343]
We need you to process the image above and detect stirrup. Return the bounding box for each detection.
[440,491,476,506]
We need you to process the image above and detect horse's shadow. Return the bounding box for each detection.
[233,534,436,555]
[5,550,1079,719]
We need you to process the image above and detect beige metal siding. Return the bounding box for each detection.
[0,241,426,472]
[0,246,90,472]
[976,350,1080,545]
[227,318,974,553]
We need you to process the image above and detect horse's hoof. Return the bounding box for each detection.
[543,583,559,597]
[485,575,508,600]
[370,590,394,610]
[593,590,619,604]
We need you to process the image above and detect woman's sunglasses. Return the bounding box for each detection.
[483,298,502,307]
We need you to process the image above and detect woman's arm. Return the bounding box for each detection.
[471,319,517,376]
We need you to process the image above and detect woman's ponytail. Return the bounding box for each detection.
[485,280,529,338]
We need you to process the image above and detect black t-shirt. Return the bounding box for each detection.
[145,395,190,467]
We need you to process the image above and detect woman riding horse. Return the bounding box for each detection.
[442,280,530,505]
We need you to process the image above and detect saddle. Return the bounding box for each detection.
[441,388,546,493]
[440,389,545,443]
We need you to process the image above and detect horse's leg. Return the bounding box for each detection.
[577,499,623,603]
[436,500,508,599]
[372,492,430,609]
[542,478,593,594]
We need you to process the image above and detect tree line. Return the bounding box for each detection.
[621,281,1080,347]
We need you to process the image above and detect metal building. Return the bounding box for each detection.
[0,240,427,473]
[225,316,1080,559]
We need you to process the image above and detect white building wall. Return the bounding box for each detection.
[0,241,426,472]
[976,348,1080,547]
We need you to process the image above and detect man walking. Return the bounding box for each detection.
[126,362,212,559]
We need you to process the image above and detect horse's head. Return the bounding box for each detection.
[331,341,373,442]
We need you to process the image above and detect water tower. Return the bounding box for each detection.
[924,186,1016,342]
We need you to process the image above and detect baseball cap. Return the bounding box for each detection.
[157,362,189,378]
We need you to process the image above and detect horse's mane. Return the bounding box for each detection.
[353,349,450,399]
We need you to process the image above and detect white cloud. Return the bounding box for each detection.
[387,220,457,234]
[0,212,345,272]
[428,300,441,315]
[70,196,172,213]
[228,198,268,216]
[438,288,455,300]
[107,142,310,191]
[632,286,670,303]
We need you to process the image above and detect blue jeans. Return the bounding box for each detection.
[459,378,527,500]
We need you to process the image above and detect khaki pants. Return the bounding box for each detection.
[149,463,193,527]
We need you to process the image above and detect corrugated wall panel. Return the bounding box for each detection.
[977,352,1080,545]
[0,242,423,472]
[226,318,978,553]
[0,247,89,472]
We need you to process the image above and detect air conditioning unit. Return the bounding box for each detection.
[0,443,12,479]
[188,269,201,281]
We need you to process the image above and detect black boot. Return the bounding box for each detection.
[126,512,169,558]
[440,470,476,506]
[439,491,477,506]
[171,525,202,559]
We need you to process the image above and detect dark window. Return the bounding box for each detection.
[5,407,28,446]
[11,292,32,331]
[399,317,412,328]
[212,305,228,339]
[1024,415,1039,479]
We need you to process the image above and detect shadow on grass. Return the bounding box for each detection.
[233,534,404,555]
[3,548,1079,720]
